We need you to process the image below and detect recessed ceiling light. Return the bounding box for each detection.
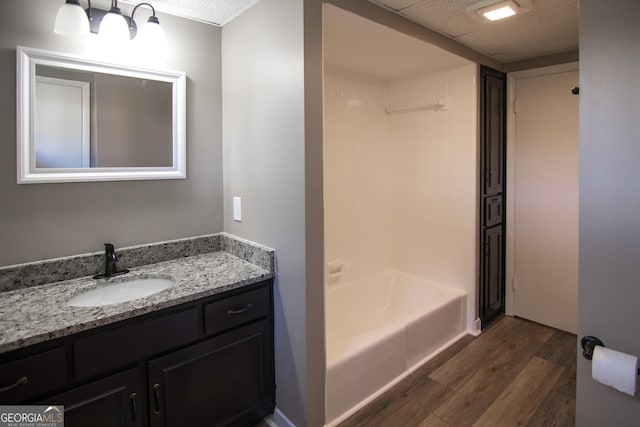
[483,4,518,21]
[466,0,533,22]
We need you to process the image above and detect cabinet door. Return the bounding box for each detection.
[481,226,504,325]
[40,368,142,427]
[148,320,274,427]
[482,71,505,196]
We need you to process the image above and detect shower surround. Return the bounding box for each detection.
[324,63,479,423]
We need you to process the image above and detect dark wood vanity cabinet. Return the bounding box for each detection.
[148,319,273,427]
[0,280,275,427]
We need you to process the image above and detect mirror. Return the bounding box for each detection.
[17,46,186,184]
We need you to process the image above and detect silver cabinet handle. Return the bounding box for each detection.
[153,384,161,414]
[130,393,138,423]
[0,376,28,393]
[227,304,252,315]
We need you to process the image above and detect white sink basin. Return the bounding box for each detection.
[67,277,174,307]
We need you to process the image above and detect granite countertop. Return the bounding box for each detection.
[0,250,273,354]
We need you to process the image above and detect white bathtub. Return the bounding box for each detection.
[325,270,467,425]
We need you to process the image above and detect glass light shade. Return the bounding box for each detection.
[54,2,90,37]
[98,10,130,43]
[136,20,167,60]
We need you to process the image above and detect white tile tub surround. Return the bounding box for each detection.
[325,270,466,425]
[324,64,478,329]
[389,64,478,331]
[324,68,393,285]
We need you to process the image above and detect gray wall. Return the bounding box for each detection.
[222,0,325,424]
[0,0,222,266]
[577,0,640,424]
[303,0,326,425]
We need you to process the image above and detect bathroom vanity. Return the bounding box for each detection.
[0,234,275,427]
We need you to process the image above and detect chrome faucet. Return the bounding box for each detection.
[93,243,129,279]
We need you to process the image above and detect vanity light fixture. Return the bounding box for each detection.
[131,3,168,58]
[54,0,90,37]
[97,1,130,43]
[466,0,533,22]
[54,0,167,55]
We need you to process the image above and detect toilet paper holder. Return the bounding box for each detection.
[581,336,605,360]
[581,336,640,374]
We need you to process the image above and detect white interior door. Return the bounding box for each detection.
[35,76,90,168]
[512,69,579,333]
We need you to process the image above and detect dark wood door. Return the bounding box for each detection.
[41,368,142,427]
[479,65,506,328]
[148,320,274,427]
[483,71,505,196]
[482,226,504,323]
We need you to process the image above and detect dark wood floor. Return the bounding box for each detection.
[338,316,577,427]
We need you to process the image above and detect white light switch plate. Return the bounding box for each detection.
[233,197,242,222]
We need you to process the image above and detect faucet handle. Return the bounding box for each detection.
[104,243,115,253]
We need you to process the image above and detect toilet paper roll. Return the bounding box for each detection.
[592,345,638,396]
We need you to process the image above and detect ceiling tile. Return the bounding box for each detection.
[120,0,263,26]
[474,37,578,63]
[368,0,579,64]
[402,0,485,37]
[452,3,578,59]
[370,0,428,12]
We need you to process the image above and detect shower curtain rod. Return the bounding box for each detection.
[384,98,448,114]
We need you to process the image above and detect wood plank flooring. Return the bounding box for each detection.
[338,316,577,427]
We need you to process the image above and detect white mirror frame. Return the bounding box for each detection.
[17,46,186,184]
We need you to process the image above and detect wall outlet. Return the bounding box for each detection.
[233,197,242,222]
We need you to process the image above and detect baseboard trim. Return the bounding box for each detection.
[469,318,483,336]
[265,407,296,427]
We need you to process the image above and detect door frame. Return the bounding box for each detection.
[504,62,579,316]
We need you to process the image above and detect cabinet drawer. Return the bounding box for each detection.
[0,347,67,403]
[484,195,503,227]
[204,287,270,336]
[74,308,198,380]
